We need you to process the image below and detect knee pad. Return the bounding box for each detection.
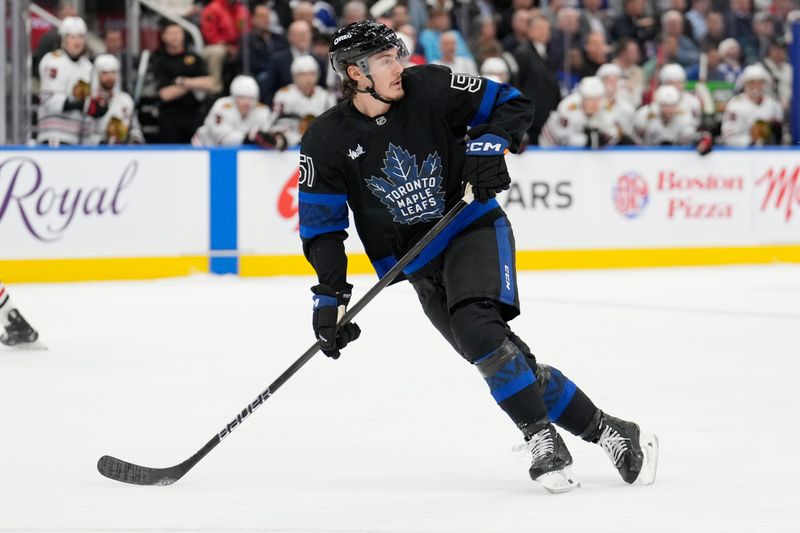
[474,338,537,403]
[450,300,507,361]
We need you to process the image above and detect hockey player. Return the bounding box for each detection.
[721,64,784,147]
[597,63,636,144]
[300,21,658,493]
[84,54,144,145]
[192,75,282,148]
[0,282,40,348]
[634,85,698,145]
[270,55,337,148]
[37,16,93,146]
[659,63,702,128]
[539,77,619,148]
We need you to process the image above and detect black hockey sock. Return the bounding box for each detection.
[535,364,600,438]
[474,338,550,435]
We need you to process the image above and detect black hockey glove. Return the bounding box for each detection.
[311,284,361,359]
[463,124,512,203]
[245,131,288,151]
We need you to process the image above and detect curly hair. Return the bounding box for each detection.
[341,77,359,100]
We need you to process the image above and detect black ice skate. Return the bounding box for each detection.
[519,423,580,493]
[592,412,659,485]
[0,309,42,349]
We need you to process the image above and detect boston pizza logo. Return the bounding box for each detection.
[613,171,649,219]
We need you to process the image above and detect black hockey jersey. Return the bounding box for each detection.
[299,64,533,290]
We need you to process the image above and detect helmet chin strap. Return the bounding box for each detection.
[355,74,395,104]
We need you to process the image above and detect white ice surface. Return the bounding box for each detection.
[2,266,799,532]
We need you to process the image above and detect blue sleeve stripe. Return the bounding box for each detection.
[468,78,501,128]
[299,221,349,239]
[298,191,348,206]
[495,85,521,107]
[371,255,398,279]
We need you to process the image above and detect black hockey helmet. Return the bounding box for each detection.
[329,20,408,79]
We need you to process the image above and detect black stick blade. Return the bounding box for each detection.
[97,455,184,486]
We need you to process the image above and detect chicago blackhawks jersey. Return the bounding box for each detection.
[299,64,532,290]
[37,49,93,145]
[720,93,783,147]
[192,96,273,146]
[538,93,619,147]
[605,97,636,140]
[85,91,145,145]
[633,103,697,145]
[271,84,337,147]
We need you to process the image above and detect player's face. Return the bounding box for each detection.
[582,96,601,115]
[745,80,765,101]
[99,71,117,91]
[294,71,318,95]
[235,96,255,117]
[660,103,678,122]
[366,48,405,100]
[64,34,86,56]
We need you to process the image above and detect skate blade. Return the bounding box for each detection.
[1,340,48,351]
[536,466,581,494]
[635,431,659,486]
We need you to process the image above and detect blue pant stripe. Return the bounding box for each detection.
[494,218,515,306]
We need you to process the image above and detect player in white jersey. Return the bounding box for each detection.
[192,75,281,148]
[270,55,337,147]
[84,55,144,145]
[659,63,702,128]
[721,64,784,147]
[633,85,698,145]
[597,63,636,144]
[539,77,619,148]
[37,17,93,146]
[0,282,41,349]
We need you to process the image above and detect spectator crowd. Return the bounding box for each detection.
[32,0,799,149]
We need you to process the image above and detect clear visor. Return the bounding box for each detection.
[356,42,409,77]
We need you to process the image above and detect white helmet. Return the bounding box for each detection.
[655,85,681,107]
[740,64,770,84]
[94,54,120,73]
[230,75,259,100]
[578,76,605,99]
[596,63,622,80]
[59,16,87,37]
[480,57,509,82]
[659,63,686,84]
[291,55,320,75]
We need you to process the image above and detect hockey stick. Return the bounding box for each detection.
[97,185,476,486]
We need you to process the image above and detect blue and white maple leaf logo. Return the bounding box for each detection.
[365,143,445,225]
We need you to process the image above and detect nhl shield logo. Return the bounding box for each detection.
[366,144,445,225]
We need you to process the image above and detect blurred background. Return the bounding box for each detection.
[0,0,799,287]
[2,0,799,147]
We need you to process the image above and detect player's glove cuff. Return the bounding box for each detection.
[463,125,512,204]
[311,283,359,359]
